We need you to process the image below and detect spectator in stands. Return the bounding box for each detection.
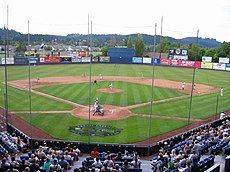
[36,146,46,159]
[18,159,29,172]
[49,158,62,172]
[68,148,78,161]
[167,157,175,171]
[73,145,81,159]
[122,160,131,169]
[43,157,52,171]
[113,164,122,172]
[100,151,107,159]
[133,152,140,159]
[114,151,123,161]
[58,156,70,171]
[188,150,199,163]
[78,161,90,172]
[64,151,73,165]
[42,142,49,154]
[90,147,100,158]
[92,157,103,169]
[101,163,111,172]
[192,140,201,154]
[28,154,38,164]
[131,157,141,169]
[170,149,177,161]
[24,167,30,172]
[178,159,191,172]
[84,157,92,168]
[17,136,26,152]
[184,142,191,154]
[29,159,40,172]
[11,133,18,144]
[123,150,132,161]
[91,165,99,172]
[0,158,10,171]
[6,164,19,172]
[103,155,114,169]
[9,156,19,169]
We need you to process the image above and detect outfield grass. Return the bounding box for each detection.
[0,85,74,111]
[16,113,188,143]
[35,81,186,106]
[0,64,229,144]
[131,91,230,119]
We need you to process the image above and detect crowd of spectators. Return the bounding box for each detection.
[0,132,81,172]
[1,117,230,172]
[74,149,142,172]
[151,119,230,172]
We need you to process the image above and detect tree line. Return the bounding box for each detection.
[0,29,229,62]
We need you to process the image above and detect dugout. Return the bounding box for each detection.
[108,47,134,64]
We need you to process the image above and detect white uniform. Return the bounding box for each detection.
[220,112,225,119]
[220,88,224,96]
[99,74,103,80]
[182,82,185,90]
[109,83,113,90]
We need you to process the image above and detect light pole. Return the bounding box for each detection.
[87,20,92,144]
[148,23,157,156]
[28,58,33,148]
[215,95,219,120]
[187,29,199,130]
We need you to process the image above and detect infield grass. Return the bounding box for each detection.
[35,81,186,106]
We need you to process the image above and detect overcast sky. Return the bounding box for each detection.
[0,0,230,42]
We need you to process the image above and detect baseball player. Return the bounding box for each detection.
[220,88,224,96]
[181,82,185,90]
[109,83,113,90]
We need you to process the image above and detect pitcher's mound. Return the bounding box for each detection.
[97,88,124,93]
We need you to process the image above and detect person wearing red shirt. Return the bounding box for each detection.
[90,147,100,157]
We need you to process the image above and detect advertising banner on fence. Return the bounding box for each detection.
[0,58,14,64]
[178,60,201,68]
[14,58,28,65]
[99,56,110,62]
[202,56,212,62]
[160,59,170,65]
[82,57,91,62]
[143,57,152,64]
[170,59,179,66]
[132,57,142,63]
[92,56,99,62]
[39,57,52,63]
[213,63,226,70]
[28,57,38,64]
[153,58,160,65]
[77,51,87,57]
[219,57,229,64]
[72,56,82,63]
[52,56,61,63]
[61,56,72,63]
[226,64,230,71]
[201,62,213,69]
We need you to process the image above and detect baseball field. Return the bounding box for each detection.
[0,64,229,145]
